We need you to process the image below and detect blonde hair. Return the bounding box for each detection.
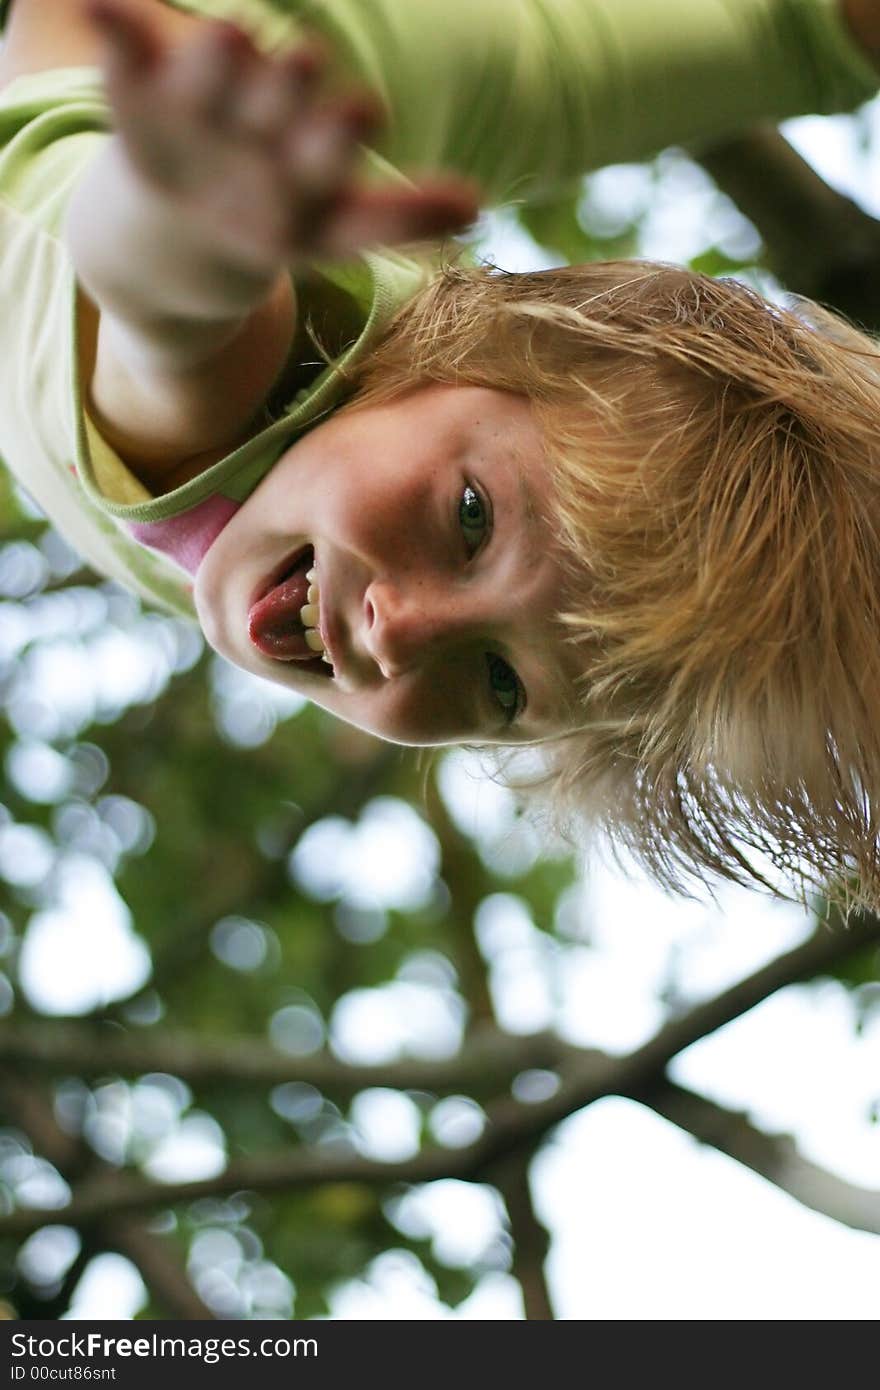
[347,261,880,910]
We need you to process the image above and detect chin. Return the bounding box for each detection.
[193,591,244,676]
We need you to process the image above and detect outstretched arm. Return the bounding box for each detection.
[56,0,880,486]
[63,0,477,485]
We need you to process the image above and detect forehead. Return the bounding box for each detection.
[442,387,551,523]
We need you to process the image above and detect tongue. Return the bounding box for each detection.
[248,561,316,661]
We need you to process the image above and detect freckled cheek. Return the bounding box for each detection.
[369,672,477,745]
[341,473,434,554]
[302,682,412,745]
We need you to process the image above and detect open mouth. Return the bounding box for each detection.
[247,544,334,676]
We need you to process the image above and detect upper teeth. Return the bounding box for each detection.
[300,566,333,665]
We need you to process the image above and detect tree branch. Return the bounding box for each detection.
[471,910,880,1171]
[490,1149,554,1320]
[0,1020,566,1096]
[641,1080,880,1236]
[2,915,876,1241]
[423,774,501,1024]
[697,126,880,330]
[2,1084,875,1241]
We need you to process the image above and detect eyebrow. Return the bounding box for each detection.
[515,464,539,532]
[509,587,581,742]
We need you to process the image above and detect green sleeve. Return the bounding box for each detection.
[302,0,879,200]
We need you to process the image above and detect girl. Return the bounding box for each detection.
[3,0,880,904]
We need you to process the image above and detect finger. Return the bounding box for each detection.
[281,95,384,200]
[231,47,326,142]
[222,32,335,142]
[275,37,330,93]
[317,180,480,257]
[165,21,260,123]
[231,67,296,142]
[85,0,164,81]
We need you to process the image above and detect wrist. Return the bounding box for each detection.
[65,138,279,327]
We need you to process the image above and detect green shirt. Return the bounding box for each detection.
[0,0,876,616]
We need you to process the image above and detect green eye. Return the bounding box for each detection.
[486,653,523,723]
[459,484,488,555]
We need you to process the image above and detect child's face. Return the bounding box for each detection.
[195,386,578,746]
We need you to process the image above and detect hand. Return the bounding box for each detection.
[84,0,479,276]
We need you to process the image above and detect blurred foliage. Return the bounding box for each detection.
[0,517,579,1318]
[1,138,879,1321]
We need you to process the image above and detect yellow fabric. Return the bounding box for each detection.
[83,413,152,505]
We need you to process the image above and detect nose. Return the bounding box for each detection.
[362,578,470,679]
